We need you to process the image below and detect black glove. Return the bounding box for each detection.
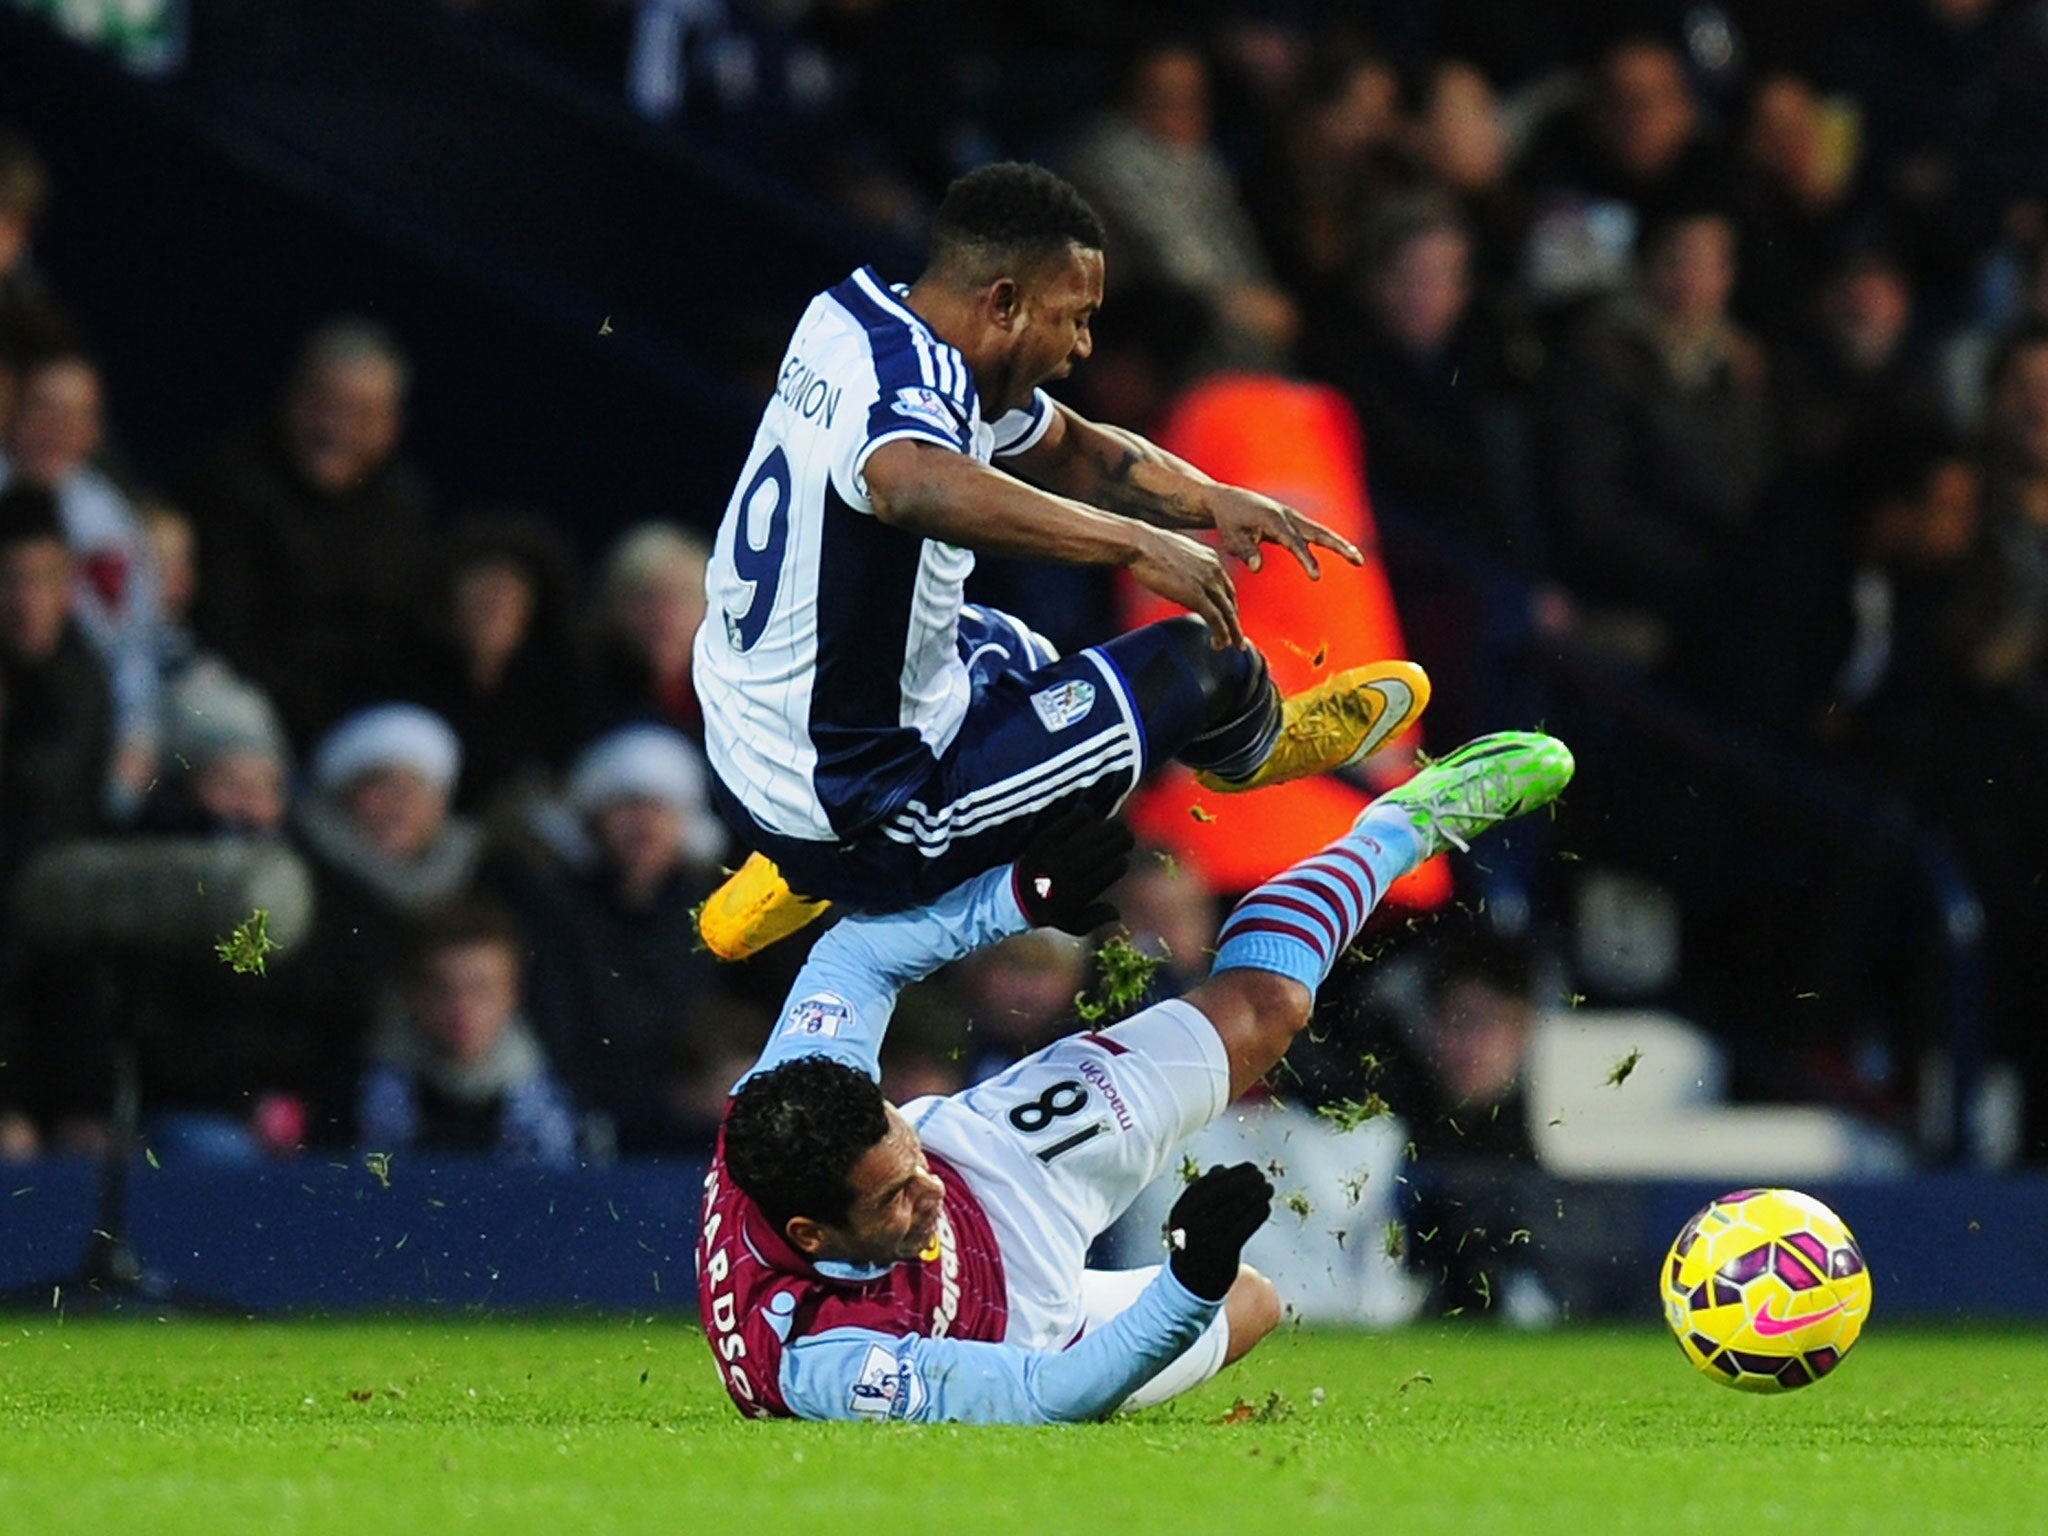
[1012,804,1134,935]
[1165,1162,1275,1302]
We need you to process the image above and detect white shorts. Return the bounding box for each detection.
[904,997,1229,1351]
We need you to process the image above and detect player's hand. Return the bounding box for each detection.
[1166,1162,1274,1302]
[1013,803,1134,934]
[1206,485,1364,581]
[1128,523,1245,649]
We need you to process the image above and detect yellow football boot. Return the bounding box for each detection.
[697,852,832,961]
[1192,660,1430,794]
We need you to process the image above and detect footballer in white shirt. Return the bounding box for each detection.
[695,162,1429,959]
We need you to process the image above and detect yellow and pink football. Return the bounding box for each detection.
[1662,1187,1873,1392]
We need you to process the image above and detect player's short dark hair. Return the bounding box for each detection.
[724,1055,889,1233]
[926,163,1105,287]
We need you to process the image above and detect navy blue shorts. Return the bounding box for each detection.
[713,606,1152,910]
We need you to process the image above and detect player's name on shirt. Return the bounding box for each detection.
[774,351,843,429]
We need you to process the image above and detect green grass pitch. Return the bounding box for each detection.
[0,1319,2042,1534]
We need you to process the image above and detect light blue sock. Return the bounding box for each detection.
[1210,807,1422,992]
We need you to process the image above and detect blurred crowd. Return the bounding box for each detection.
[3,0,2048,1206]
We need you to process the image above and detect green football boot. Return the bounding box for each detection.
[1364,731,1575,857]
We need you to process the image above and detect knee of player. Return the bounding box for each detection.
[1224,1266,1283,1362]
[1246,969,1313,1039]
[1160,615,1264,698]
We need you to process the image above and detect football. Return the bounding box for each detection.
[1661,1187,1873,1392]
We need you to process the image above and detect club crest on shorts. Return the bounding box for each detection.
[891,387,958,434]
[780,992,852,1040]
[1030,678,1096,732]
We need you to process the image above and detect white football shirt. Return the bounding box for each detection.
[694,267,1055,841]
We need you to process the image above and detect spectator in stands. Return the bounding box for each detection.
[1400,929,1559,1322]
[1307,193,1545,576]
[1391,930,1541,1163]
[1540,207,1774,672]
[0,481,110,884]
[136,496,202,686]
[293,704,485,1109]
[145,662,292,836]
[1944,233,2048,431]
[1981,320,2048,672]
[17,665,316,1165]
[1114,846,1220,1006]
[0,436,65,1147]
[1403,59,1526,297]
[411,512,587,814]
[589,521,708,739]
[1244,39,1407,313]
[1824,0,2048,299]
[356,899,578,1166]
[951,929,1087,1084]
[1522,35,1734,306]
[1065,33,1299,368]
[1814,413,2048,1157]
[507,722,734,1154]
[186,317,434,750]
[0,131,57,352]
[1730,72,1859,344]
[1775,247,1947,487]
[0,1085,31,1162]
[0,345,166,812]
[874,981,972,1106]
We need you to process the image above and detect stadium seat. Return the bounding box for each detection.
[1526,1009,1912,1179]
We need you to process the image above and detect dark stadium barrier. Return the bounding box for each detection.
[0,1155,706,1314]
[1,1158,2043,1319]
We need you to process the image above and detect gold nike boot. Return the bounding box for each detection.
[1192,660,1430,794]
[697,852,833,961]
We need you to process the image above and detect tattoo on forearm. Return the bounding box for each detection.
[1092,443,1202,526]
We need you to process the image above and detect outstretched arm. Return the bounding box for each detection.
[864,439,1247,647]
[781,1266,1215,1423]
[738,810,1135,1087]
[1003,403,1364,580]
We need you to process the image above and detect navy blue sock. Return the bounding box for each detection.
[1092,618,1279,779]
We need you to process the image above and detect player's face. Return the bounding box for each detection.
[1001,245,1103,411]
[823,1105,947,1267]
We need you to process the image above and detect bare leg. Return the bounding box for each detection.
[1114,1262,1279,1410]
[1223,1264,1282,1365]
[1182,969,1315,1103]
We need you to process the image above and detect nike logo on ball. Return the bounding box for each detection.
[1755,1299,1843,1337]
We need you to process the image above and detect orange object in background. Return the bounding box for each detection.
[1121,372,1451,907]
